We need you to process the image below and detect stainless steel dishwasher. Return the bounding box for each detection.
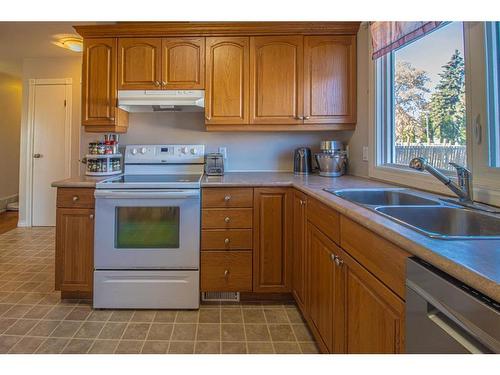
[406,258,500,353]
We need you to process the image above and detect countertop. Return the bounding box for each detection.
[52,172,500,302]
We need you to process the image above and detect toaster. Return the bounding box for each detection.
[204,153,224,175]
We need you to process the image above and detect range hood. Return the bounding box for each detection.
[117,90,204,113]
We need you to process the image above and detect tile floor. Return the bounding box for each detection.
[0,227,319,354]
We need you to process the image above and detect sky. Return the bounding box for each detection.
[395,22,465,91]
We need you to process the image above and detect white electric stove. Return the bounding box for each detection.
[93,144,205,309]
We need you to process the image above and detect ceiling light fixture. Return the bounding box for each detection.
[52,36,83,52]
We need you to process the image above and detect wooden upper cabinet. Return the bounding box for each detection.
[304,36,356,124]
[118,38,162,90]
[340,247,405,354]
[250,36,303,124]
[253,188,292,292]
[162,37,205,89]
[205,37,250,124]
[82,38,117,126]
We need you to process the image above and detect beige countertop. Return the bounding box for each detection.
[52,172,500,302]
[51,176,110,188]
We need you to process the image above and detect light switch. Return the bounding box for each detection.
[218,147,227,159]
[362,146,369,161]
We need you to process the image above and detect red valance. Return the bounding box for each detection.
[371,21,444,59]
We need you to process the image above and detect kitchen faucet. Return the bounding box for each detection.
[409,157,473,203]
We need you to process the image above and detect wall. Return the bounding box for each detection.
[83,112,352,172]
[0,72,22,210]
[346,23,370,177]
[18,56,82,225]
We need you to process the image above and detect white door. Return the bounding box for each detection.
[32,83,71,226]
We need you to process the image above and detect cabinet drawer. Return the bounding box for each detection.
[201,251,252,291]
[202,188,253,208]
[307,198,340,244]
[202,208,253,229]
[201,229,253,250]
[57,188,95,209]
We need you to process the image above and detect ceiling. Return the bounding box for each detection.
[0,22,103,76]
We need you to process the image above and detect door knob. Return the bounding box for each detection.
[33,153,42,158]
[224,217,230,223]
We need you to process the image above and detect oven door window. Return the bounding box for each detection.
[115,207,180,248]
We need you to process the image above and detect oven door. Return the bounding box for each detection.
[94,189,200,269]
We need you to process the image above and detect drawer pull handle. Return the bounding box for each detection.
[224,238,230,244]
[72,196,79,202]
[224,217,230,223]
[224,269,230,278]
[224,195,231,201]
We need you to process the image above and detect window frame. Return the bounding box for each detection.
[485,21,500,168]
[369,22,500,206]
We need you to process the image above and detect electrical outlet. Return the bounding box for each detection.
[218,146,227,159]
[362,146,369,161]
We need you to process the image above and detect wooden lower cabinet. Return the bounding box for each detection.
[292,190,307,311]
[306,222,344,353]
[253,188,292,292]
[201,251,252,292]
[55,207,94,297]
[340,247,405,353]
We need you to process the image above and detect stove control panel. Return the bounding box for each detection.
[125,144,205,164]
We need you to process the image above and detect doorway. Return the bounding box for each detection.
[28,79,72,226]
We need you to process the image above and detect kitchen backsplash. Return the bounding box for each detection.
[82,112,353,172]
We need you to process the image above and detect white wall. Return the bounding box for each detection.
[0,72,22,208]
[346,23,370,178]
[83,112,353,172]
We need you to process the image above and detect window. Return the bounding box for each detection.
[485,22,500,168]
[376,22,466,172]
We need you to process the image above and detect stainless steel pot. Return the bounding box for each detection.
[315,152,347,177]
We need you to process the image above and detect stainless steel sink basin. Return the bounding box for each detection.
[327,188,440,206]
[375,206,500,239]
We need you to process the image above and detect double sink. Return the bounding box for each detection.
[325,188,500,240]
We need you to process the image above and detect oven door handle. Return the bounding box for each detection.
[94,189,200,199]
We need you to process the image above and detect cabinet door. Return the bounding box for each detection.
[55,208,94,294]
[162,37,205,89]
[118,38,162,90]
[292,190,307,312]
[340,248,405,354]
[253,188,292,292]
[304,36,356,124]
[307,222,344,353]
[205,37,250,124]
[82,38,117,126]
[250,36,303,124]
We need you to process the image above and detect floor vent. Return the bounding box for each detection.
[201,292,240,302]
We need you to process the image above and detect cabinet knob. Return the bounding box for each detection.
[224,269,230,278]
[334,256,344,267]
[294,116,301,120]
[330,253,336,262]
[304,116,310,120]
[224,238,230,244]
[162,81,167,87]
[89,214,94,219]
[300,199,306,206]
[154,81,160,87]
[72,196,79,202]
[224,195,231,201]
[224,217,230,223]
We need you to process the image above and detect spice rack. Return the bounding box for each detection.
[85,134,123,176]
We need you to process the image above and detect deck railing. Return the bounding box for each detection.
[395,144,466,171]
